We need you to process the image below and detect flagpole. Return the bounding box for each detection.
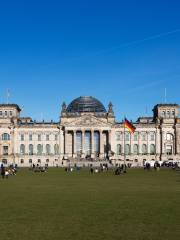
[123,117,126,173]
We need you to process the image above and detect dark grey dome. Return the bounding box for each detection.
[66,96,106,113]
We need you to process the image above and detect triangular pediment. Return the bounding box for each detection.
[63,115,112,128]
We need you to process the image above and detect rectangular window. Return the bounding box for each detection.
[29,134,32,141]
[0,111,2,116]
[55,135,58,141]
[166,145,172,155]
[150,134,155,141]
[116,132,122,141]
[21,134,25,141]
[5,111,7,116]
[3,146,8,155]
[10,111,13,116]
[142,133,147,141]
[38,135,41,141]
[134,133,138,141]
[125,133,130,141]
[46,135,49,141]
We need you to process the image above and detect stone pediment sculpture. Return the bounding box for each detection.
[64,115,112,128]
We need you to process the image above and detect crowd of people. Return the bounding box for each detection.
[29,164,48,173]
[0,164,17,179]
[64,162,130,175]
[1,159,180,180]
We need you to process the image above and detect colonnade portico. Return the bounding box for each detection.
[63,128,111,159]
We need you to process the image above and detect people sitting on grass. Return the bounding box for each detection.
[34,165,47,173]
[1,164,17,179]
[154,161,161,171]
[115,167,122,175]
[144,162,151,170]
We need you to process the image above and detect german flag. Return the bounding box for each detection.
[124,118,136,133]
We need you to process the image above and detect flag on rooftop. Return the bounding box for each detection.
[124,118,136,133]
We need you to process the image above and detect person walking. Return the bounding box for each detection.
[1,165,5,179]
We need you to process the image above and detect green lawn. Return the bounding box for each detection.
[0,168,180,240]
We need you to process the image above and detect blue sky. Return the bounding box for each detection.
[0,0,180,121]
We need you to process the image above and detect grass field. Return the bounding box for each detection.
[0,168,180,240]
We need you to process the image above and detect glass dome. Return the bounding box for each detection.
[66,96,106,113]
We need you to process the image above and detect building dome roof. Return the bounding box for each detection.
[66,96,106,113]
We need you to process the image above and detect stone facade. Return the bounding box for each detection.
[0,97,179,167]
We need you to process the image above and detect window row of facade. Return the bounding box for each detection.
[115,132,156,141]
[0,133,59,141]
[161,110,175,118]
[116,144,156,155]
[19,144,60,155]
[0,110,14,118]
[116,143,173,155]
[18,159,59,165]
[115,132,174,141]
[1,132,174,142]
[19,134,59,141]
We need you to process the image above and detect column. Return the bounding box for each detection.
[138,132,141,155]
[175,126,179,155]
[100,130,104,157]
[60,130,64,159]
[160,129,164,160]
[82,130,85,157]
[91,130,94,158]
[64,130,68,156]
[155,127,160,160]
[146,131,149,155]
[73,130,76,157]
[108,130,111,154]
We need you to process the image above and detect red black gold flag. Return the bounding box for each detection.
[124,118,136,133]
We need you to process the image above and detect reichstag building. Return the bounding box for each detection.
[0,96,179,166]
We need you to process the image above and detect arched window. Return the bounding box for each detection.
[46,144,51,155]
[150,144,156,155]
[133,144,139,155]
[2,133,10,141]
[29,144,33,155]
[172,110,175,117]
[37,144,43,155]
[161,111,165,118]
[125,144,130,155]
[116,144,122,155]
[142,144,147,155]
[54,144,59,154]
[167,111,170,118]
[20,144,25,154]
[166,133,173,141]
